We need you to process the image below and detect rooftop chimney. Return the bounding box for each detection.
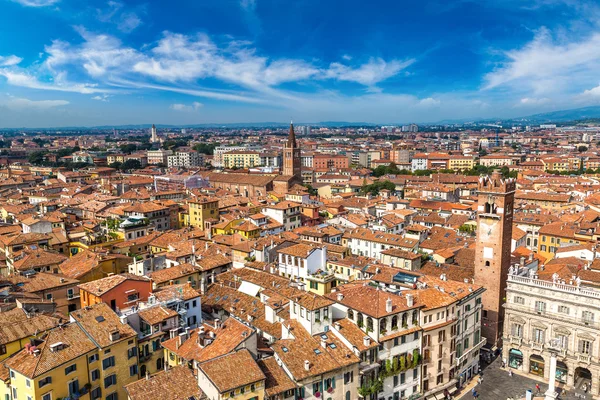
[406,293,414,307]
[304,360,310,371]
[337,293,344,301]
[385,297,393,313]
[363,336,371,347]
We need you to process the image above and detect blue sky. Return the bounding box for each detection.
[1,0,600,127]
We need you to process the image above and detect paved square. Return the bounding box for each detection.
[457,357,592,400]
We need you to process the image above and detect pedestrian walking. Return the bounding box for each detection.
[508,369,513,377]
[536,383,541,394]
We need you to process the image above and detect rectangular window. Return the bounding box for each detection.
[91,369,100,381]
[104,374,117,388]
[102,356,116,370]
[65,364,77,375]
[579,340,592,355]
[558,305,569,314]
[514,296,525,305]
[535,301,546,313]
[39,377,52,388]
[533,328,545,344]
[583,311,594,324]
[91,388,101,400]
[42,394,51,400]
[127,347,137,359]
[105,394,118,400]
[89,354,99,363]
[129,365,138,376]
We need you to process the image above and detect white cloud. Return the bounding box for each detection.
[324,58,415,88]
[0,28,415,109]
[240,0,256,11]
[118,12,142,33]
[1,96,68,110]
[517,97,551,106]
[341,54,352,61]
[417,97,441,108]
[92,94,111,102]
[10,0,58,6]
[97,1,142,33]
[0,55,23,67]
[0,70,113,94]
[484,28,600,96]
[581,84,600,97]
[170,102,203,111]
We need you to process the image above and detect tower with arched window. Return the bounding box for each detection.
[474,169,515,349]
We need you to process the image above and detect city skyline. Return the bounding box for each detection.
[2,0,600,127]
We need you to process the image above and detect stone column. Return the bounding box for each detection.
[544,352,557,400]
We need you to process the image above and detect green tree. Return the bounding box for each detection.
[120,159,142,171]
[361,180,395,195]
[193,143,218,155]
[28,151,47,166]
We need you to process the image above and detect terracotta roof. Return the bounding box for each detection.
[198,349,265,393]
[125,365,205,400]
[163,318,254,363]
[326,282,421,318]
[70,302,137,347]
[138,305,178,325]
[5,322,96,378]
[78,273,151,297]
[258,357,297,397]
[0,309,61,345]
[148,263,200,285]
[271,320,359,381]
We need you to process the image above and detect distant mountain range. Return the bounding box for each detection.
[4,106,600,131]
[504,106,600,124]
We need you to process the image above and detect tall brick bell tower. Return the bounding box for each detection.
[474,170,515,350]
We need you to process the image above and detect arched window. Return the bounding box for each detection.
[140,365,146,377]
[391,315,398,330]
[401,313,408,328]
[357,313,364,328]
[366,317,374,332]
[485,261,490,267]
[412,311,418,325]
[156,357,163,371]
[379,318,387,333]
[347,309,354,320]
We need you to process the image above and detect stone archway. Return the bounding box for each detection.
[575,367,592,392]
[529,354,544,378]
[555,360,568,384]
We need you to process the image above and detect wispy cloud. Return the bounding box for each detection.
[0,27,417,112]
[1,95,68,110]
[170,102,203,111]
[10,0,59,7]
[324,58,415,89]
[0,55,22,67]
[92,94,111,102]
[0,70,115,94]
[484,27,600,96]
[96,1,142,33]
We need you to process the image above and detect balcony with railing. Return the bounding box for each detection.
[577,353,591,364]
[531,341,544,352]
